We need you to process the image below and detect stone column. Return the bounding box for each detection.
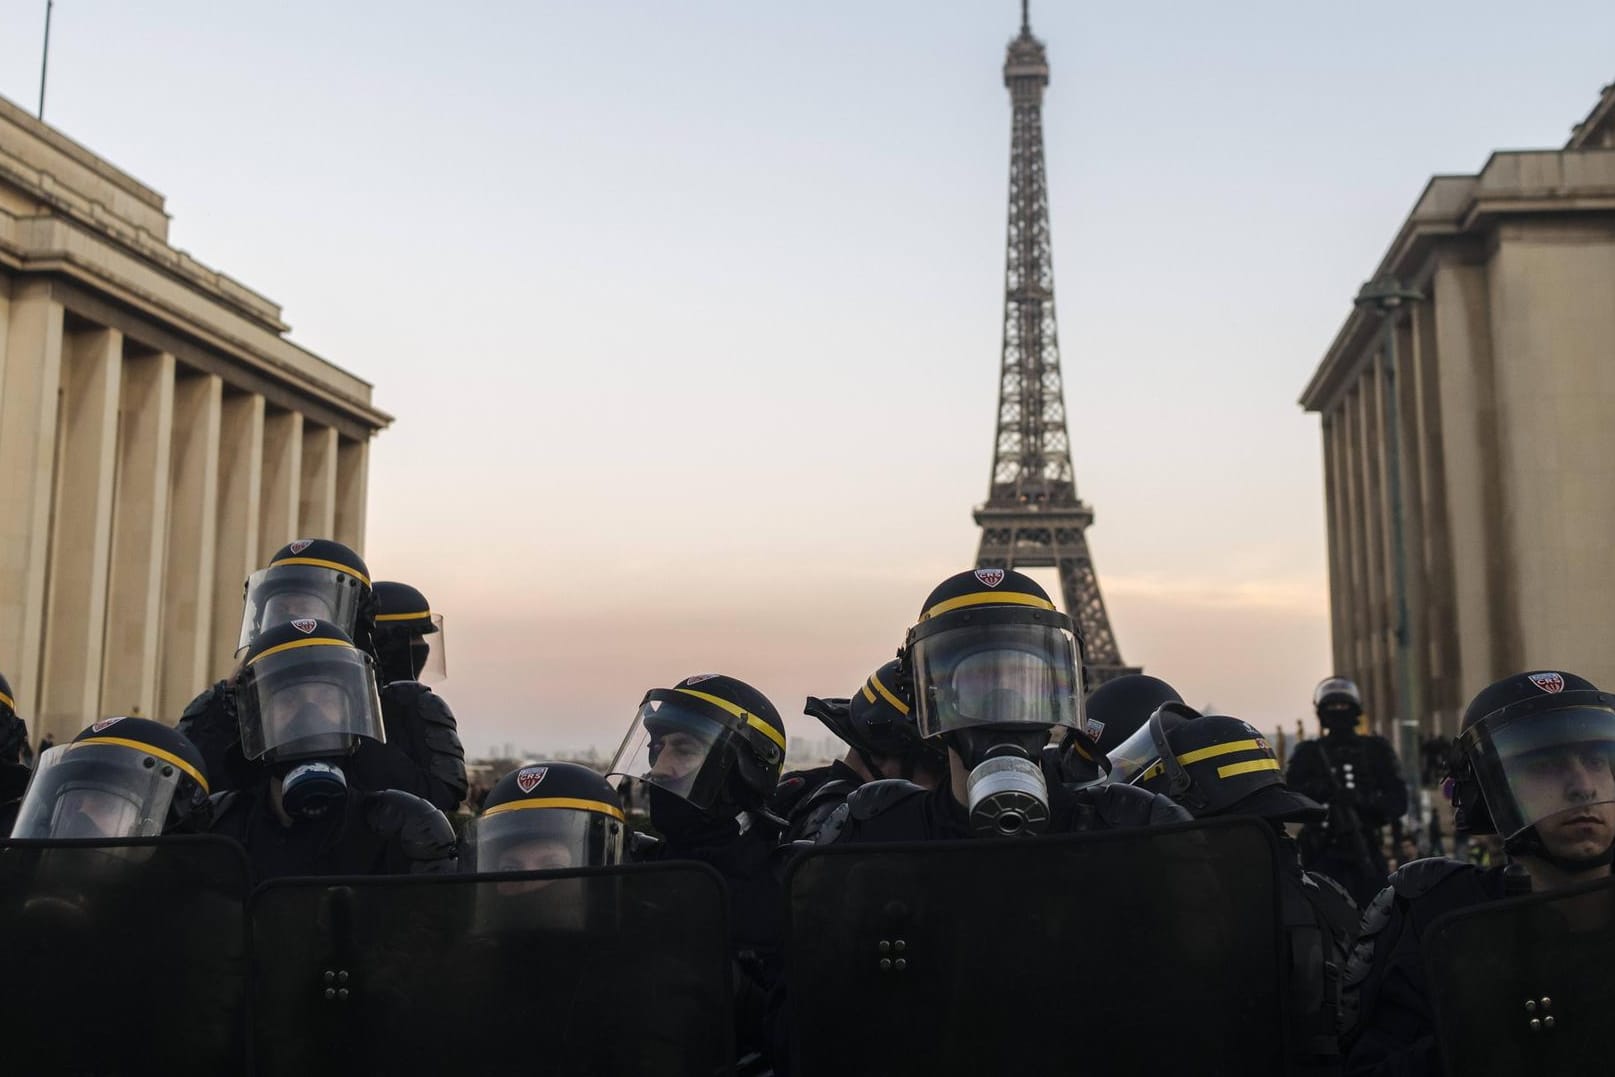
[334,436,369,553]
[100,351,176,720]
[0,285,65,722]
[158,372,222,720]
[211,392,265,680]
[299,422,338,538]
[260,408,304,554]
[39,325,123,739]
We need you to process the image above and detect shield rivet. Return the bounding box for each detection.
[1543,1016,1556,1031]
[1541,997,1552,1010]
[1529,1019,1542,1033]
[1525,1001,1537,1013]
[895,940,906,953]
[879,958,893,972]
[894,959,907,972]
[879,940,891,954]
[324,988,336,1001]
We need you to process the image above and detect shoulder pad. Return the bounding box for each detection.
[178,680,233,727]
[1306,869,1359,911]
[206,790,240,821]
[802,777,859,812]
[1339,883,1399,1036]
[1389,856,1473,900]
[815,802,852,845]
[845,779,926,822]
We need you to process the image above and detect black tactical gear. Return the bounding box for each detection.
[355,680,468,811]
[371,580,445,684]
[1289,721,1408,907]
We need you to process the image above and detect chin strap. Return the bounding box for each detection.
[1504,827,1615,877]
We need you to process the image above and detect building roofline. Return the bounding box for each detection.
[0,93,166,214]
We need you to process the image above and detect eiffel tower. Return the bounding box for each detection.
[973,2,1139,686]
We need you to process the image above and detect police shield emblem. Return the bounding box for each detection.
[291,619,318,634]
[974,568,1005,588]
[1528,672,1566,694]
[287,539,314,555]
[515,767,548,794]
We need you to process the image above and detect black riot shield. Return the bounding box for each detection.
[1424,874,1615,1076]
[0,835,252,1075]
[785,816,1285,1076]
[248,861,734,1076]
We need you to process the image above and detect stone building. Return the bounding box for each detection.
[1300,83,1615,740]
[0,94,389,741]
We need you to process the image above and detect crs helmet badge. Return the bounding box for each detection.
[1528,672,1566,694]
[291,619,319,634]
[91,716,125,733]
[974,568,1006,588]
[288,539,314,555]
[515,766,548,794]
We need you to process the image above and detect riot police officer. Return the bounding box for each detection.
[348,580,467,812]
[465,760,625,876]
[608,673,788,1065]
[1341,670,1615,1075]
[820,569,1187,844]
[1110,705,1360,1075]
[772,660,946,843]
[1053,672,1185,785]
[208,619,457,879]
[1288,676,1409,906]
[0,672,32,832]
[10,716,211,839]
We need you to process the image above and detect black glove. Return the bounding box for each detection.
[364,789,459,873]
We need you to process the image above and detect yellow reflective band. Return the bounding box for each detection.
[375,610,431,622]
[269,556,372,587]
[1069,738,1096,764]
[1177,739,1267,766]
[675,688,789,752]
[862,684,877,704]
[74,736,210,795]
[247,637,355,666]
[1218,758,1282,780]
[0,690,12,711]
[867,671,910,716]
[482,796,626,822]
[921,590,1056,620]
[1140,761,1165,782]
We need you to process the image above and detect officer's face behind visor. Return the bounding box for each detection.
[910,623,1081,738]
[237,565,362,653]
[610,698,733,811]
[1469,705,1615,841]
[238,647,385,762]
[11,744,183,840]
[471,806,622,895]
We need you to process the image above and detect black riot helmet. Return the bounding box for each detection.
[804,660,946,778]
[609,674,787,813]
[1085,674,1184,757]
[1451,671,1615,851]
[470,762,625,873]
[237,539,373,655]
[11,717,211,839]
[233,619,386,764]
[1313,676,1364,733]
[905,568,1083,740]
[371,581,446,684]
[1128,710,1325,822]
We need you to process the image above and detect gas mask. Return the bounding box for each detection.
[279,760,349,821]
[951,727,1052,837]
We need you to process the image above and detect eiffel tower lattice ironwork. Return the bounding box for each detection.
[972,2,1139,686]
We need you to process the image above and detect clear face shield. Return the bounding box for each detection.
[909,617,1083,739]
[1106,704,1202,786]
[418,613,446,682]
[11,743,187,840]
[1466,705,1615,840]
[468,806,624,879]
[237,565,365,654]
[237,645,386,763]
[608,694,742,812]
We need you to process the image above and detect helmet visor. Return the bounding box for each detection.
[467,804,623,875]
[237,644,385,761]
[11,743,186,840]
[608,697,739,811]
[1467,705,1615,839]
[418,613,446,682]
[237,565,366,654]
[910,623,1082,738]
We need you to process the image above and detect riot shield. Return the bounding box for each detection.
[0,835,251,1075]
[785,816,1285,1076]
[1425,874,1615,1076]
[248,861,734,1076]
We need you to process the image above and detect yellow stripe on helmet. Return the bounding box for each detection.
[73,736,210,794]
[1217,758,1282,780]
[1176,739,1268,766]
[867,671,910,716]
[0,690,13,711]
[482,796,625,822]
[269,556,372,587]
[674,688,788,752]
[247,637,356,666]
[374,610,432,622]
[921,590,1056,621]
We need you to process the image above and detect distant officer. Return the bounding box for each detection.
[772,659,946,843]
[0,673,32,833]
[208,619,457,880]
[1341,670,1615,1075]
[819,569,1187,845]
[1112,705,1361,1075]
[1288,676,1408,906]
[608,673,788,1065]
[348,581,468,812]
[10,717,211,839]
